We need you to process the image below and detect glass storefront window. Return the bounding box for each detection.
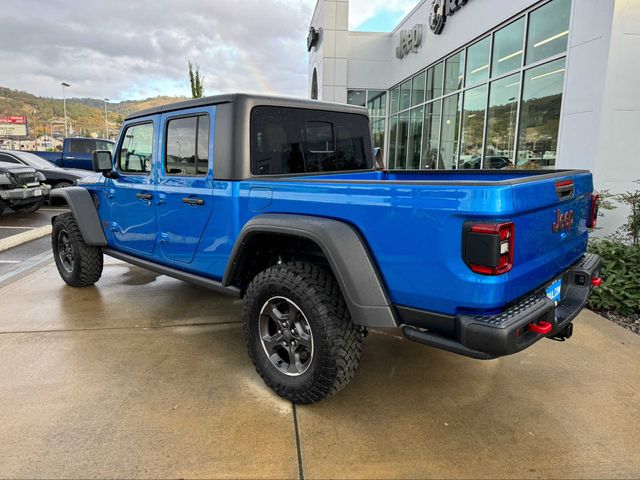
[444,51,465,95]
[390,87,400,114]
[372,118,385,161]
[408,106,424,169]
[396,111,410,168]
[440,93,462,169]
[485,73,520,168]
[400,80,412,111]
[526,0,571,65]
[492,17,525,77]
[388,115,398,168]
[427,62,444,101]
[411,72,426,107]
[459,85,488,169]
[367,90,387,118]
[517,58,566,169]
[347,90,366,107]
[422,100,441,169]
[465,37,490,87]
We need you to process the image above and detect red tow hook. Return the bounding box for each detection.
[591,277,603,287]
[529,320,552,335]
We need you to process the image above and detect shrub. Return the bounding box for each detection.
[588,240,640,315]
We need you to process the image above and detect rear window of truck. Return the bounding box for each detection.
[250,107,372,175]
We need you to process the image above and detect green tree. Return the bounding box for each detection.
[188,61,204,98]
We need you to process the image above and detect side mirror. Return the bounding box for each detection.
[92,150,113,172]
[373,147,384,170]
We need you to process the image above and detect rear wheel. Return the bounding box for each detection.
[11,199,44,214]
[243,262,363,404]
[52,213,103,287]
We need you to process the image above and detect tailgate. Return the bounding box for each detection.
[508,171,593,301]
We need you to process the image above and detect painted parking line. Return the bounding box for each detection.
[0,226,43,230]
[0,225,52,253]
[0,260,21,264]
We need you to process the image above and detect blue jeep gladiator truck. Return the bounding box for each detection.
[50,94,602,404]
[31,137,114,170]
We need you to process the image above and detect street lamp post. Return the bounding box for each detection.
[61,82,71,138]
[103,98,109,139]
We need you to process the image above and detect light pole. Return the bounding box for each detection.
[103,98,109,139]
[61,82,70,137]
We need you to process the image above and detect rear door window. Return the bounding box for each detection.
[165,115,209,176]
[250,107,372,175]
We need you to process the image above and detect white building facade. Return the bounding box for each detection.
[308,0,640,234]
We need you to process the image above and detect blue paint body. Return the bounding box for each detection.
[31,138,115,170]
[81,109,593,317]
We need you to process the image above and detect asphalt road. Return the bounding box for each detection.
[0,206,67,277]
[0,257,639,478]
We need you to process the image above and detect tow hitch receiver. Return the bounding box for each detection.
[528,320,552,335]
[550,322,574,342]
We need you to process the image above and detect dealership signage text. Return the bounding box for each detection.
[429,0,474,34]
[0,116,27,136]
[396,24,424,59]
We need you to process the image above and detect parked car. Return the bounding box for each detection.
[0,150,89,190]
[0,162,51,214]
[50,94,602,404]
[462,156,512,169]
[30,137,114,171]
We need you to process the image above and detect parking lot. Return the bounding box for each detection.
[0,207,67,280]
[0,252,639,478]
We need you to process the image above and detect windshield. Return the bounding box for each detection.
[14,151,60,169]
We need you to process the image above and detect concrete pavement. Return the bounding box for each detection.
[0,258,639,478]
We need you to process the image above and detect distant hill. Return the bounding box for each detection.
[0,86,186,139]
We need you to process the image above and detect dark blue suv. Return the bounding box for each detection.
[50,94,602,403]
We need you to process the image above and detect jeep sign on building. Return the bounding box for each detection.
[308,0,640,235]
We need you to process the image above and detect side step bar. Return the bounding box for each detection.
[102,248,241,298]
[402,326,496,360]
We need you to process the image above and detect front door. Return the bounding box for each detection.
[109,120,158,256]
[156,109,215,264]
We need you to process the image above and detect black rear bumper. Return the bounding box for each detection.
[401,253,602,359]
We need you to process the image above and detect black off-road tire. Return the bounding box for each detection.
[11,199,44,214]
[243,262,363,404]
[52,213,103,287]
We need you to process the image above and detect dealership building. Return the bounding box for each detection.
[308,0,639,234]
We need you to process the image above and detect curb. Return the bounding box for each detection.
[0,225,52,253]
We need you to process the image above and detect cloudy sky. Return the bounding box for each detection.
[0,0,417,102]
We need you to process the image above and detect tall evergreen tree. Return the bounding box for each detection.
[188,61,204,98]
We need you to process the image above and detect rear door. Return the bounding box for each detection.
[508,172,593,300]
[109,120,158,255]
[156,107,215,264]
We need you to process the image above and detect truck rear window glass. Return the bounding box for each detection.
[250,107,372,175]
[68,139,113,154]
[165,115,209,176]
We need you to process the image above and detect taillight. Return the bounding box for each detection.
[462,222,515,275]
[587,193,599,229]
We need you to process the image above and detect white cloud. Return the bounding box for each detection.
[0,0,316,100]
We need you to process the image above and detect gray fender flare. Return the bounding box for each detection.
[50,187,107,246]
[223,214,398,328]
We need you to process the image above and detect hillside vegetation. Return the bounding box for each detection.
[0,86,185,139]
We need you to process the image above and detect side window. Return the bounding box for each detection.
[118,123,154,174]
[67,139,96,154]
[0,153,20,164]
[165,115,209,176]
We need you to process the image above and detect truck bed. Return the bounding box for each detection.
[230,169,593,317]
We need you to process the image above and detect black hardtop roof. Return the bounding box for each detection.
[125,93,368,121]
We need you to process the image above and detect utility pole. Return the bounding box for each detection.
[61,82,70,137]
[103,98,109,139]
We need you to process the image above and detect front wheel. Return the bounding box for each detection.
[243,262,363,404]
[52,213,103,287]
